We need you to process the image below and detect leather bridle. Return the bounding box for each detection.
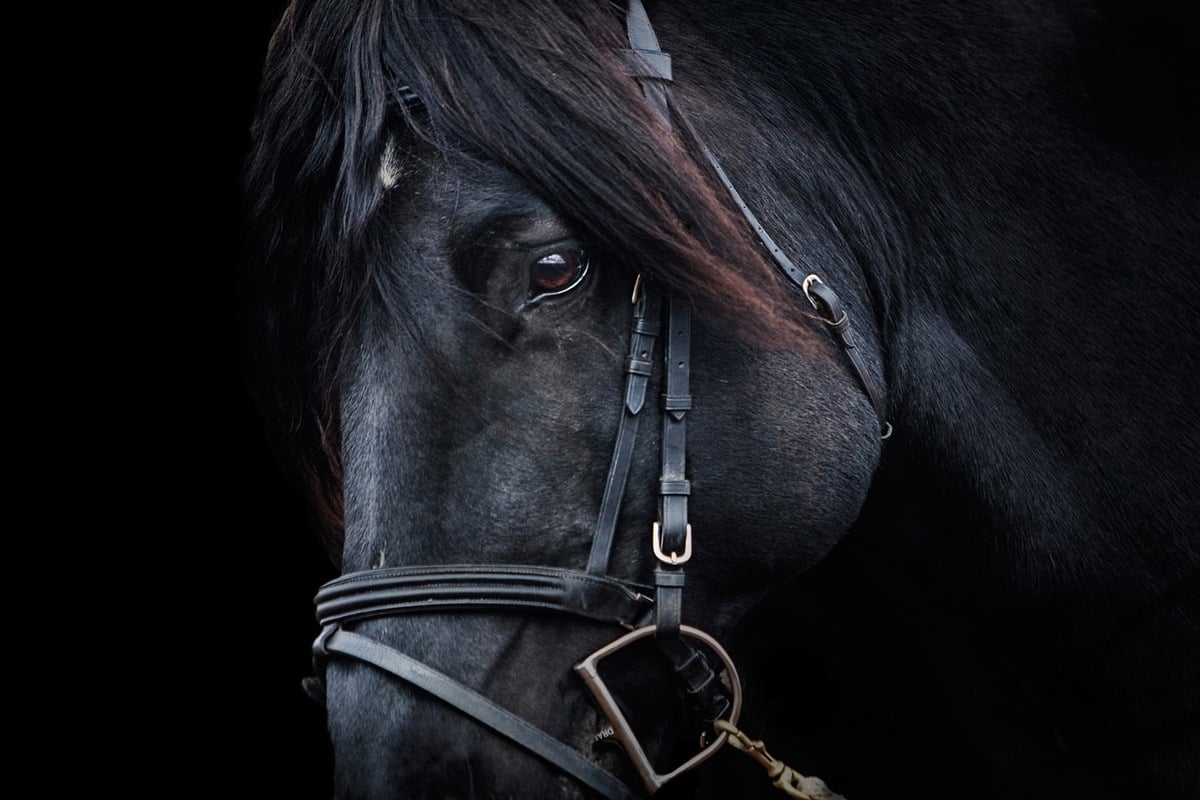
[308,3,889,798]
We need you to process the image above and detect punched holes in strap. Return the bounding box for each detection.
[588,286,663,575]
[623,291,660,415]
[655,296,692,638]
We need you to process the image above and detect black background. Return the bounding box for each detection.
[218,2,335,796]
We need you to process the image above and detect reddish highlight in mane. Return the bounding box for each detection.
[244,0,821,560]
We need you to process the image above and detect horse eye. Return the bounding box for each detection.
[528,249,589,301]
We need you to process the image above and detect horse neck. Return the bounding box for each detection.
[678,1,1198,615]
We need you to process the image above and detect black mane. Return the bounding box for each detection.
[241,1,826,544]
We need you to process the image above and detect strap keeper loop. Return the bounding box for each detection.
[619,48,673,81]
[653,566,687,587]
[662,393,692,411]
[625,357,653,376]
[662,479,691,496]
[633,318,661,336]
[659,479,691,496]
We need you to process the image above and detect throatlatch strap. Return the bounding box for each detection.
[588,288,663,575]
[626,0,890,437]
[698,144,891,437]
[317,627,638,800]
[804,279,891,438]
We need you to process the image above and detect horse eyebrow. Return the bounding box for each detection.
[460,208,575,253]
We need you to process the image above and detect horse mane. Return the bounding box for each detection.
[240,0,808,558]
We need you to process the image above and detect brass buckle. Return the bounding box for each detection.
[574,625,743,794]
[651,522,692,565]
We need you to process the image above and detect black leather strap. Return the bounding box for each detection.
[698,145,809,287]
[624,0,691,641]
[317,565,654,628]
[620,48,672,82]
[804,279,890,437]
[393,84,423,112]
[317,627,638,800]
[624,1,705,684]
[655,296,692,638]
[588,287,662,575]
[624,0,672,122]
[697,145,890,436]
[653,635,732,725]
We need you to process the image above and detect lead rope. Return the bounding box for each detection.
[713,720,846,800]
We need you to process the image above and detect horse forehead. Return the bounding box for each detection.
[385,137,549,215]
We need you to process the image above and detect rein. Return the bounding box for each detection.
[308,2,883,797]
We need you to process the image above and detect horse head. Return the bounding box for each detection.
[245,1,885,796]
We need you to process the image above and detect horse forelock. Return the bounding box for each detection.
[242,0,814,557]
[380,1,805,325]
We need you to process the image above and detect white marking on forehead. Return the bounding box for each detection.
[379,135,399,189]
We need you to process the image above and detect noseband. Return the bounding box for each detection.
[309,3,889,798]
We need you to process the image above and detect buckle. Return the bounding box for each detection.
[651,522,692,565]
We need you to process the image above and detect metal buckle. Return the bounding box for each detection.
[801,273,823,310]
[574,625,743,794]
[801,273,848,326]
[651,521,692,565]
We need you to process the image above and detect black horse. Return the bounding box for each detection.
[241,1,1199,798]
